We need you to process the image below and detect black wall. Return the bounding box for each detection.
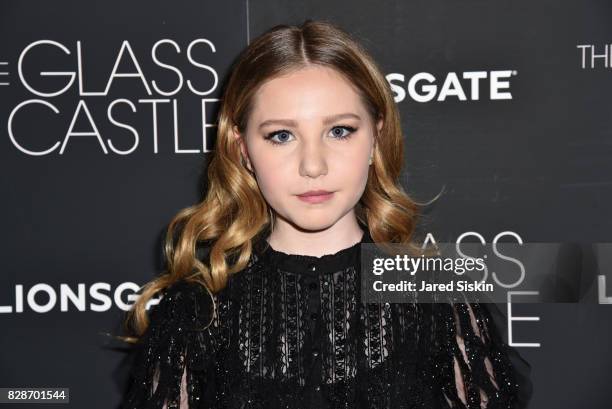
[1,1,611,408]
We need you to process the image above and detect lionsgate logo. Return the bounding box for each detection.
[387,70,517,103]
[0,282,158,314]
[3,39,221,156]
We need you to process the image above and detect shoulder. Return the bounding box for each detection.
[148,279,215,333]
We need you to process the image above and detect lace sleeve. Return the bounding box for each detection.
[122,280,217,409]
[430,302,519,409]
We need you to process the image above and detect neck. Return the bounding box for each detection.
[266,211,364,257]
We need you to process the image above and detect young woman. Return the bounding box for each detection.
[120,20,529,409]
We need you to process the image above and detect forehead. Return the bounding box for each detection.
[250,65,367,124]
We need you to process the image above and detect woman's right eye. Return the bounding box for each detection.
[264,130,294,145]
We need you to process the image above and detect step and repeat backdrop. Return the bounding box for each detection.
[1,1,611,408]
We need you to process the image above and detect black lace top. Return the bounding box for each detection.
[121,229,529,409]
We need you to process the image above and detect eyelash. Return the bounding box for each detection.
[263,125,357,146]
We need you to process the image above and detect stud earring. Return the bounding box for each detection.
[368,155,373,165]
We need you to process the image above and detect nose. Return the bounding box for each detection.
[298,139,328,178]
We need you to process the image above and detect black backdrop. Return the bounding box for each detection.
[1,1,611,408]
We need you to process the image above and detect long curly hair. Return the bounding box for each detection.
[121,19,424,343]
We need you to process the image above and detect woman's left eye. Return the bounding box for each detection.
[330,125,357,140]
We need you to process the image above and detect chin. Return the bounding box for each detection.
[287,213,339,232]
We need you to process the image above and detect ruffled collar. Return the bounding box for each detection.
[255,228,373,275]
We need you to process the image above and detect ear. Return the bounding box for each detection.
[232,125,253,171]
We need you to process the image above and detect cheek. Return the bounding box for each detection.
[256,169,286,197]
[335,141,370,181]
[251,151,290,202]
[334,157,370,197]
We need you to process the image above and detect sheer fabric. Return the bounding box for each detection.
[121,229,524,409]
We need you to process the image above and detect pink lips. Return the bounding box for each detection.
[297,190,334,204]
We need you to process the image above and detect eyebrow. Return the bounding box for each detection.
[258,112,362,130]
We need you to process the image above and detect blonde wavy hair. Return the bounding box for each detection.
[120,19,426,343]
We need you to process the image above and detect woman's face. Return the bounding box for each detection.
[235,65,382,232]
